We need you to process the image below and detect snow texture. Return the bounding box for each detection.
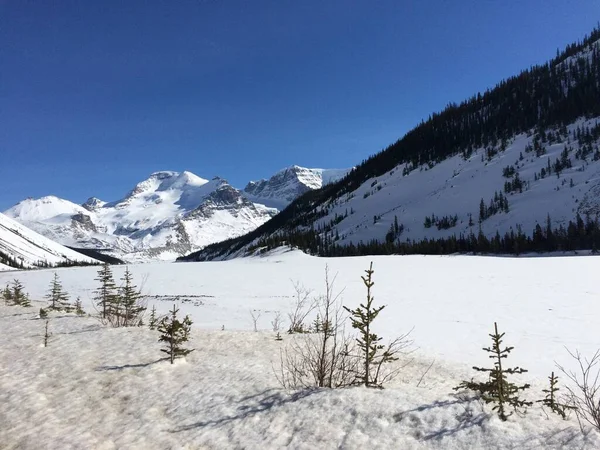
[1,252,599,449]
[0,212,98,268]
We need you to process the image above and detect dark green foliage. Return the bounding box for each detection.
[118,267,146,327]
[39,308,48,319]
[344,262,398,388]
[2,283,12,305]
[148,305,158,330]
[94,263,117,319]
[4,279,30,307]
[537,372,574,419]
[46,273,71,311]
[158,305,194,364]
[74,297,85,316]
[455,322,532,421]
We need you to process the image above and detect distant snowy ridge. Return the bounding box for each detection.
[0,212,99,268]
[244,166,351,209]
[5,166,348,262]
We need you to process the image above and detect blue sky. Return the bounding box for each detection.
[1,1,598,209]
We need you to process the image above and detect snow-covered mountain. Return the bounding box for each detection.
[244,166,350,209]
[183,30,600,261]
[0,212,99,269]
[5,167,346,262]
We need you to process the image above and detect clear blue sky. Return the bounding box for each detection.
[1,1,598,209]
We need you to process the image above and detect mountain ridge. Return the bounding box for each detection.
[5,165,349,262]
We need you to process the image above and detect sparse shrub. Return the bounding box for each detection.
[557,349,600,432]
[344,262,412,388]
[455,322,532,421]
[287,281,316,334]
[158,304,194,364]
[277,266,357,389]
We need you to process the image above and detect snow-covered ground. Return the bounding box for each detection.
[1,252,599,448]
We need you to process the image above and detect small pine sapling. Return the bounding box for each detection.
[39,308,48,319]
[537,372,574,419]
[46,273,71,311]
[94,263,117,319]
[74,297,85,316]
[158,305,194,364]
[455,322,532,421]
[344,262,409,388]
[43,319,51,347]
[3,283,13,305]
[118,267,146,326]
[148,305,158,330]
[10,279,29,306]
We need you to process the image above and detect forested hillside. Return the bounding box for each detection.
[182,28,600,261]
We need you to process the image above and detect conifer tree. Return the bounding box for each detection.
[158,304,194,364]
[455,322,532,421]
[118,267,145,327]
[537,372,574,419]
[148,305,158,330]
[10,279,29,306]
[344,262,398,388]
[39,308,48,319]
[3,283,12,306]
[94,263,117,319]
[43,319,51,347]
[46,273,71,311]
[74,297,85,316]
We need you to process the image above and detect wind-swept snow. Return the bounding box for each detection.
[1,252,599,448]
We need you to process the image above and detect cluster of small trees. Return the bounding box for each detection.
[424,214,458,230]
[456,321,599,432]
[94,264,146,327]
[3,279,31,307]
[277,262,412,390]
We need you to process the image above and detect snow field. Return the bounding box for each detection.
[1,252,599,448]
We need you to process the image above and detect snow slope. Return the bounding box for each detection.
[1,253,599,448]
[205,116,600,260]
[0,212,98,268]
[5,167,348,262]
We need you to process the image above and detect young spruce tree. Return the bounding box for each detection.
[158,304,194,364]
[537,372,574,419]
[455,322,532,421]
[94,263,117,319]
[344,262,398,388]
[46,273,71,311]
[118,267,145,327]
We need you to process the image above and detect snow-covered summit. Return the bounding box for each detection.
[244,165,351,208]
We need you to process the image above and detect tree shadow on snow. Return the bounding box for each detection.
[169,388,320,433]
[95,358,169,371]
[394,395,489,441]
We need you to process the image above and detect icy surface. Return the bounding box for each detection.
[1,252,599,448]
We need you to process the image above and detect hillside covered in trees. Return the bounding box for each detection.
[181,28,600,261]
